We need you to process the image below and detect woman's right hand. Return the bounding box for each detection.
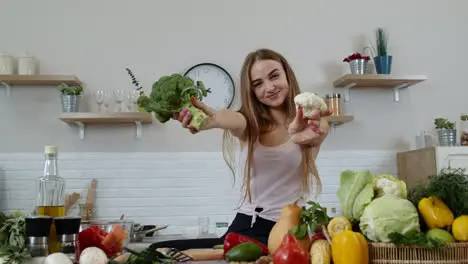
[173,96,217,134]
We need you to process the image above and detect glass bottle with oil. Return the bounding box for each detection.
[36,145,66,254]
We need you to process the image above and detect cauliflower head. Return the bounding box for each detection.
[294,92,328,118]
[373,174,408,199]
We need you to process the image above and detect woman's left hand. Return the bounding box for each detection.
[288,106,333,147]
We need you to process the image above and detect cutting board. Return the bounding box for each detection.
[113,249,225,263]
[182,248,224,261]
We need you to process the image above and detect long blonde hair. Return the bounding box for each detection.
[222,48,322,203]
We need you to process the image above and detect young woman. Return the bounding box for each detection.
[149,48,332,251]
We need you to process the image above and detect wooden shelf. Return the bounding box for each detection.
[324,115,354,125]
[333,74,427,102]
[0,75,81,97]
[0,75,81,86]
[59,112,153,139]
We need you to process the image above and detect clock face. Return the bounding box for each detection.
[184,63,236,110]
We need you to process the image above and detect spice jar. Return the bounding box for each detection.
[460,114,468,146]
[325,93,342,116]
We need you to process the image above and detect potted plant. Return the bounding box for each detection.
[58,83,83,112]
[371,28,392,74]
[343,53,371,74]
[434,118,457,146]
[126,68,146,112]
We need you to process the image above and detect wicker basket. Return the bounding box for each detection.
[369,242,468,264]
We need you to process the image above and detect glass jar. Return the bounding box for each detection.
[325,93,342,116]
[460,114,468,146]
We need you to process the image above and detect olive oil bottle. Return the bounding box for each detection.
[36,145,66,254]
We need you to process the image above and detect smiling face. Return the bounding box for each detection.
[250,59,290,108]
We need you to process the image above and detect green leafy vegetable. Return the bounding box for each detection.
[291,201,330,240]
[336,170,374,222]
[408,168,468,219]
[137,73,212,130]
[352,182,375,221]
[0,211,31,264]
[388,231,445,249]
[359,195,421,243]
[113,247,174,264]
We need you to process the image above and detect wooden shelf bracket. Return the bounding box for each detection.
[0,82,11,97]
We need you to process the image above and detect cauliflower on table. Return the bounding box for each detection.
[137,73,211,131]
[294,92,328,118]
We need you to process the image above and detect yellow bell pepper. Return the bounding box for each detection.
[331,230,368,264]
[452,215,468,241]
[418,196,454,229]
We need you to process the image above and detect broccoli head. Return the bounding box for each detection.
[138,73,212,130]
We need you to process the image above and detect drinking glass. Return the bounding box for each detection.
[94,90,105,112]
[113,88,125,112]
[198,216,210,238]
[102,91,112,112]
[127,90,140,112]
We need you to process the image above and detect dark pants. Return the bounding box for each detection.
[149,209,276,250]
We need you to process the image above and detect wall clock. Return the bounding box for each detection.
[184,62,236,110]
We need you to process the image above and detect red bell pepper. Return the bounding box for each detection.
[78,226,123,258]
[223,233,269,256]
[273,233,310,264]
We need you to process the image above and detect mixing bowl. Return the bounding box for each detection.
[79,219,134,248]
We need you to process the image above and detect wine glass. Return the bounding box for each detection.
[127,90,140,112]
[113,88,125,112]
[94,90,105,112]
[102,91,112,112]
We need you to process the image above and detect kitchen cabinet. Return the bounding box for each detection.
[397,147,468,189]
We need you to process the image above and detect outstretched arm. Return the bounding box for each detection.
[209,109,247,139]
[187,98,247,139]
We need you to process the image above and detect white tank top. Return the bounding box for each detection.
[236,138,308,226]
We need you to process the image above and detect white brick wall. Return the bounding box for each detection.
[0,150,396,235]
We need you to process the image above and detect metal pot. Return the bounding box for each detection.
[61,94,81,112]
[349,59,368,74]
[438,129,457,146]
[130,225,169,242]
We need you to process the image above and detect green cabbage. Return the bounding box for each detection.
[337,170,374,222]
[373,174,408,198]
[352,182,375,221]
[359,195,421,242]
